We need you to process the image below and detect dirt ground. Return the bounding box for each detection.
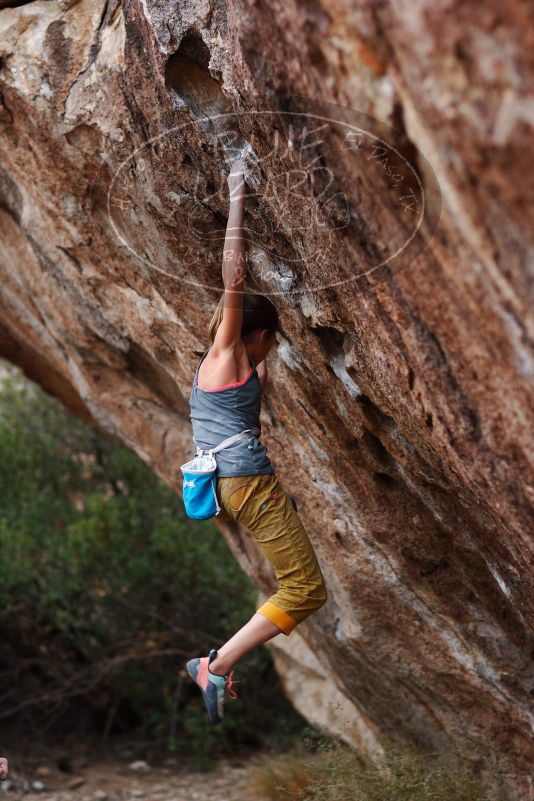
[0,747,272,801]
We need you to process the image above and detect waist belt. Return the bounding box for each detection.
[194,428,261,457]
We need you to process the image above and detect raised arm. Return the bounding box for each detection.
[212,159,248,354]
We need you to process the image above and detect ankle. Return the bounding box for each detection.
[209,655,230,675]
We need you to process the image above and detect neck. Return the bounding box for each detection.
[244,342,262,365]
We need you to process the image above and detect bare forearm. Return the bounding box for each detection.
[222,197,246,298]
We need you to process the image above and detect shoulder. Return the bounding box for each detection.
[208,339,248,364]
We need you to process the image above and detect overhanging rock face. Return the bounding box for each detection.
[0,0,532,795]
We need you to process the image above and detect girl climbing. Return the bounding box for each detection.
[185,159,328,725]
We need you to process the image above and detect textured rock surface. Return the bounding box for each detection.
[0,0,533,795]
[257,590,387,757]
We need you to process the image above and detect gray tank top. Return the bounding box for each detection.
[189,346,275,478]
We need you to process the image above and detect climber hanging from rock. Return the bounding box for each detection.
[184,158,328,726]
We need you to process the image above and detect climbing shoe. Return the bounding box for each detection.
[185,648,240,725]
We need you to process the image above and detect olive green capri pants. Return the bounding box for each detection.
[216,473,328,635]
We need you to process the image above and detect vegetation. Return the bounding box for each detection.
[247,725,513,801]
[0,360,514,797]
[0,360,305,764]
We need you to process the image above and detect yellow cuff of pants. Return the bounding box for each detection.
[257,601,297,635]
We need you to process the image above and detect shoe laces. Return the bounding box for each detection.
[225,670,240,700]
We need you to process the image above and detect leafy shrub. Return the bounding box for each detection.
[247,725,513,801]
[0,361,305,760]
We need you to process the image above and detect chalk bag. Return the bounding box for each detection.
[180,428,260,521]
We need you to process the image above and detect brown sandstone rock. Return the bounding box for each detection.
[0,0,532,796]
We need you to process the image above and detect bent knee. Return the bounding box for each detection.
[315,589,328,609]
[307,580,328,610]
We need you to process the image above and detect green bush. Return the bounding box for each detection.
[0,361,305,760]
[247,725,513,801]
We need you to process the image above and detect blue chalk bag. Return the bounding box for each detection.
[180,428,260,520]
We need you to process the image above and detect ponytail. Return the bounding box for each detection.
[194,292,279,356]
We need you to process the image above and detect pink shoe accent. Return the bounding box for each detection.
[196,656,210,690]
[225,670,240,699]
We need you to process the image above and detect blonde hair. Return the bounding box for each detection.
[208,293,226,345]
